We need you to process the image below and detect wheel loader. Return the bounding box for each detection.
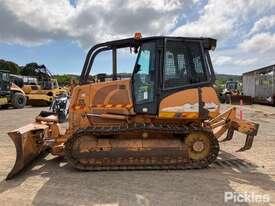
[6,34,259,179]
[0,70,26,109]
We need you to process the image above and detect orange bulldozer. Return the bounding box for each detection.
[7,33,259,179]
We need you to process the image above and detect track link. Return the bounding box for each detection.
[64,123,220,171]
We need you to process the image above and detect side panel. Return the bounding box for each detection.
[69,79,134,130]
[159,86,220,119]
[255,70,274,104]
[243,74,256,97]
[91,80,132,107]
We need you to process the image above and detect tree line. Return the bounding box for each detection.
[0,59,79,86]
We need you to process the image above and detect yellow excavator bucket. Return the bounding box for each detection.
[7,123,49,179]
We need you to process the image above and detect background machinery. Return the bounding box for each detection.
[220,80,252,105]
[220,80,241,103]
[22,65,68,106]
[0,70,26,109]
[48,93,70,123]
[6,34,259,179]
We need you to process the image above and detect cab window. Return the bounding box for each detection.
[2,73,9,82]
[164,41,207,88]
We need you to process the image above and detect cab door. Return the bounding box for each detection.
[132,41,159,114]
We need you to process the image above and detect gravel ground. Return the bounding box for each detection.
[0,105,274,206]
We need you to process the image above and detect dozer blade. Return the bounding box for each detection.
[7,123,49,180]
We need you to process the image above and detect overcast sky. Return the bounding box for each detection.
[0,0,274,75]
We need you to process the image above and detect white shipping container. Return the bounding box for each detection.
[243,64,275,105]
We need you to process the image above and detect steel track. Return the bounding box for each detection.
[64,123,220,171]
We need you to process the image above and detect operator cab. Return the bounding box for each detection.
[41,79,59,90]
[80,33,216,115]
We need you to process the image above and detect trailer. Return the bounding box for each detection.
[243,64,275,105]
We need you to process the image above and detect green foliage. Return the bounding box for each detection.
[215,74,241,84]
[0,59,21,74]
[21,62,40,76]
[53,74,79,86]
